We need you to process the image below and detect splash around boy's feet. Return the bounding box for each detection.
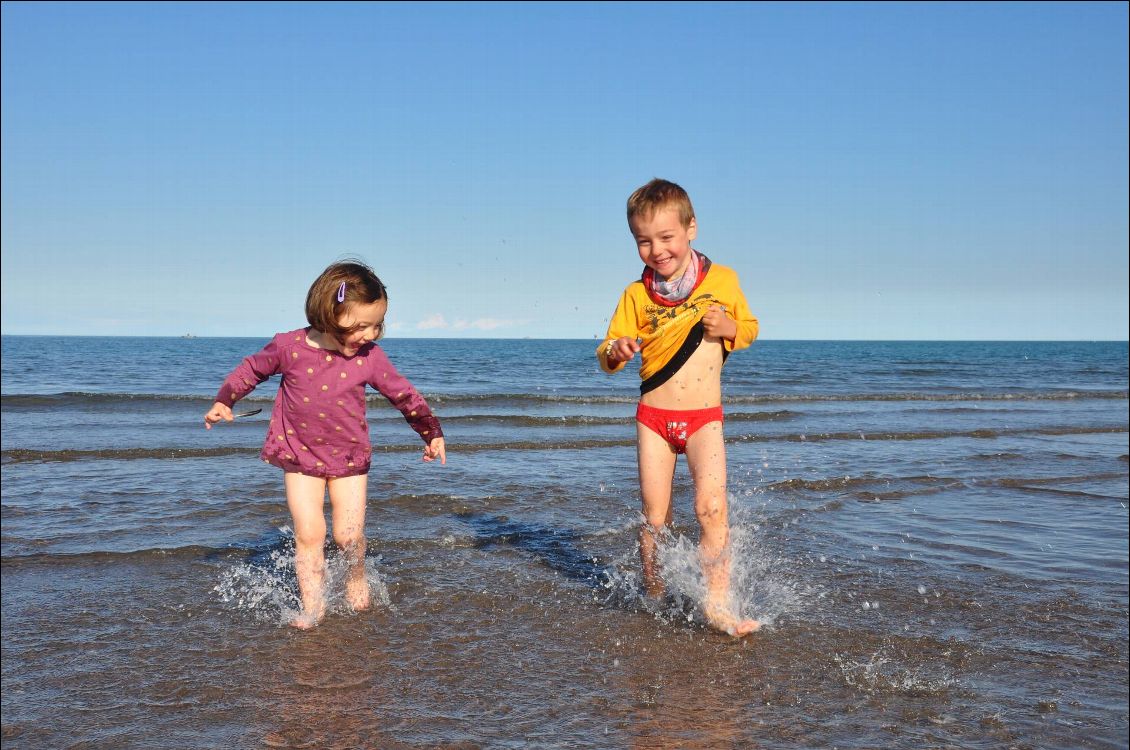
[643,587,761,637]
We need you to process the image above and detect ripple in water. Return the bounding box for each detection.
[213,526,391,626]
[833,642,957,695]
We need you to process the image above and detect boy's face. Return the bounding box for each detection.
[630,207,697,281]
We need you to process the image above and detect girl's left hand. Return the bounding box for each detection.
[423,437,446,465]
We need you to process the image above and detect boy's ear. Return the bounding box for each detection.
[687,217,698,241]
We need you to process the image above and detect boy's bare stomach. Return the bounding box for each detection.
[639,337,725,410]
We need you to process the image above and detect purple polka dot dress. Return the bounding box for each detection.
[215,328,442,478]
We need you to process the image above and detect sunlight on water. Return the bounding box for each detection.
[213,526,390,626]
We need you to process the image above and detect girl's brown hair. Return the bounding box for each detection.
[305,259,387,342]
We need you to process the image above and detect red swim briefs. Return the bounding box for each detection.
[635,403,724,454]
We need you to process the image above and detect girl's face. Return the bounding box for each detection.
[335,299,387,356]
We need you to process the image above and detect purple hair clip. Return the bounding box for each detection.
[336,282,347,303]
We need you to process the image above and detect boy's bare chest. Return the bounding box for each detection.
[641,339,725,409]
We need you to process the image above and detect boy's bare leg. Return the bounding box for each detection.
[685,423,760,636]
[328,474,370,612]
[637,422,677,598]
[285,472,329,629]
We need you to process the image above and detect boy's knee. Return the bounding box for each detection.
[695,494,726,522]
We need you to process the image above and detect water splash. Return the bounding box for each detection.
[214,526,390,626]
[833,644,956,695]
[598,505,807,632]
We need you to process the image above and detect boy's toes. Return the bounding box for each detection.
[729,618,761,637]
[704,604,760,637]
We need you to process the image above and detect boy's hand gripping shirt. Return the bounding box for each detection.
[215,329,442,478]
[597,255,758,394]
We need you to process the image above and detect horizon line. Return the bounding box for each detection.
[1,334,1127,344]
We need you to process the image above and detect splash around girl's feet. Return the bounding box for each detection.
[345,577,371,612]
[289,604,327,630]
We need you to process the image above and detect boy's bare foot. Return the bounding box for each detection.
[345,578,371,612]
[703,603,761,637]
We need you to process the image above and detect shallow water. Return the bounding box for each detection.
[2,336,1127,748]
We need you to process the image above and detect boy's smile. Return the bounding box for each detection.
[630,207,698,281]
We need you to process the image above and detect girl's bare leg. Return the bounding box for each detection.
[285,472,329,629]
[685,423,759,636]
[328,474,370,611]
[637,423,677,599]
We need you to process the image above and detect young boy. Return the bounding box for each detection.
[597,178,760,636]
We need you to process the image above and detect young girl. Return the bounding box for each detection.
[204,260,446,629]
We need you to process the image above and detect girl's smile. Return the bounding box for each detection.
[308,299,388,355]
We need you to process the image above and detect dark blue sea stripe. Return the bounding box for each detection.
[2,424,1125,464]
[2,389,1127,409]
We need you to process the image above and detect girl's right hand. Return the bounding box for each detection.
[204,401,233,430]
[607,336,641,364]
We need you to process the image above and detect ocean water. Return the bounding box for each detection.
[2,335,1127,749]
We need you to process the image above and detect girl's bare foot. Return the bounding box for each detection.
[345,577,371,612]
[289,605,326,630]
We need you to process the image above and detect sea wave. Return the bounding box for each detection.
[1,447,259,464]
[441,409,799,427]
[730,425,1128,444]
[4,424,1125,464]
[2,389,1126,410]
[0,543,247,566]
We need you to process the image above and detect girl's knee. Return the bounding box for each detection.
[334,529,366,553]
[293,527,327,551]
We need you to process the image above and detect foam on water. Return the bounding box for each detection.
[213,526,390,627]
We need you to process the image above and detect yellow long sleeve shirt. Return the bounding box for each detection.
[596,257,758,393]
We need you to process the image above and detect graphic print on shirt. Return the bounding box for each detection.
[643,292,718,335]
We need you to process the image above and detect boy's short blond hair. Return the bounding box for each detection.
[626,178,696,228]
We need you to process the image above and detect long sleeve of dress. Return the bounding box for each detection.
[365,346,443,444]
[214,337,282,407]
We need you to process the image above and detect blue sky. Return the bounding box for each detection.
[2,2,1127,340]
